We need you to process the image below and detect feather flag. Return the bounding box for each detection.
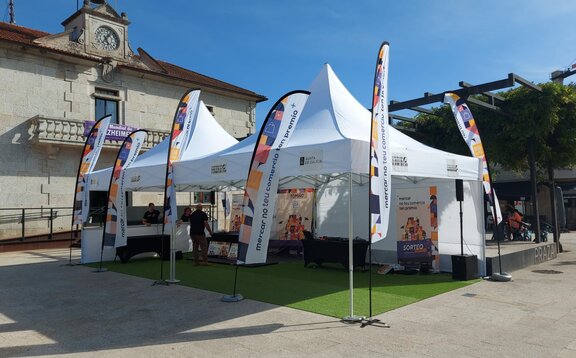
[444,93,502,224]
[72,115,111,226]
[163,90,201,229]
[102,130,147,248]
[237,91,310,264]
[369,42,391,243]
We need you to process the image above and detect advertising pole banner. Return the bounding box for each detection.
[102,130,147,248]
[163,90,201,229]
[237,91,310,265]
[369,41,391,243]
[72,115,111,225]
[444,93,502,224]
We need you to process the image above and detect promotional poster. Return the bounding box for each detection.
[229,193,244,232]
[396,186,439,271]
[272,188,314,241]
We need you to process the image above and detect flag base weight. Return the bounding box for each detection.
[92,268,107,273]
[491,272,512,282]
[342,315,364,324]
[221,294,244,302]
[152,280,170,286]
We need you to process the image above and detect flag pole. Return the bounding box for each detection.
[362,41,391,328]
[343,172,363,323]
[67,116,111,267]
[155,89,201,286]
[223,91,309,303]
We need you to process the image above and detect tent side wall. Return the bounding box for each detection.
[364,179,486,276]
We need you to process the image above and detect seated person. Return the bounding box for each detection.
[177,206,192,226]
[506,206,522,240]
[142,202,161,226]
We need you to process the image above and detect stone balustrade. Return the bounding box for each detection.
[28,116,168,149]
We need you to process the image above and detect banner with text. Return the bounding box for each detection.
[102,130,147,248]
[83,121,139,141]
[444,93,502,224]
[237,91,310,264]
[72,115,111,225]
[272,188,314,241]
[369,41,391,243]
[229,193,243,232]
[163,89,201,229]
[396,186,439,271]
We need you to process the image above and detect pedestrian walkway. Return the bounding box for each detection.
[1,234,576,357]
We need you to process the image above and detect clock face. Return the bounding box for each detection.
[95,26,120,51]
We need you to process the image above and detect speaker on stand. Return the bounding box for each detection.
[451,179,478,280]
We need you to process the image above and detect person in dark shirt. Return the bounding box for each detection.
[189,204,213,266]
[177,206,192,225]
[142,202,161,226]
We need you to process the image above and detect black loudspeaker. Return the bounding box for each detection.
[451,254,478,280]
[455,179,464,202]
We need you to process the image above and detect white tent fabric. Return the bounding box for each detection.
[171,64,485,274]
[174,134,257,190]
[88,100,239,191]
[273,64,481,181]
[173,65,481,189]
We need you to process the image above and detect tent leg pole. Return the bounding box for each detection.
[221,264,243,302]
[166,226,179,283]
[343,173,362,323]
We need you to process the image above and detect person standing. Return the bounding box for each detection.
[190,204,213,266]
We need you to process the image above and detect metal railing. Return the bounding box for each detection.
[0,204,219,242]
[0,206,75,241]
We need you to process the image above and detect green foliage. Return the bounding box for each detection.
[404,82,576,173]
[404,106,470,156]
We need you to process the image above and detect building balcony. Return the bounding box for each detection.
[27,115,168,150]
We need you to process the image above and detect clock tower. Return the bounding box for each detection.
[60,0,131,61]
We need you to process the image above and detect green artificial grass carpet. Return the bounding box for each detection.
[89,255,478,318]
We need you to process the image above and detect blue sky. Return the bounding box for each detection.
[3,0,576,128]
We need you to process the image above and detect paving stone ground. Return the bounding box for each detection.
[1,234,575,357]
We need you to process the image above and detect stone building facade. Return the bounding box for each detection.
[0,2,266,238]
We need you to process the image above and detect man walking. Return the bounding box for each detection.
[190,204,213,265]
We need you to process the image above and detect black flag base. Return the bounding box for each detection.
[360,318,390,328]
[221,294,244,302]
[152,280,170,286]
[92,268,108,273]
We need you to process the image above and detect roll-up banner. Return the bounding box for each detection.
[237,91,310,264]
[102,130,147,248]
[369,42,391,243]
[72,115,111,225]
[444,93,502,224]
[163,90,201,228]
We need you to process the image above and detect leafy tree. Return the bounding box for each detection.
[399,82,576,247]
[400,82,576,174]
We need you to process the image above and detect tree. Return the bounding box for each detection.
[401,82,576,247]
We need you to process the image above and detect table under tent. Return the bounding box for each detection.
[171,64,486,275]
